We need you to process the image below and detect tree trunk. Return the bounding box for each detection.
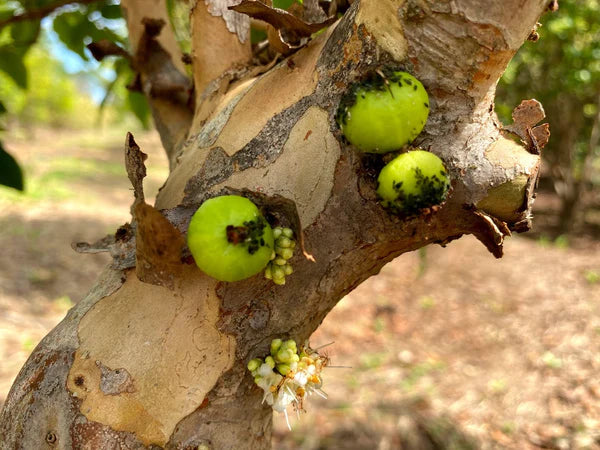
[0,0,550,448]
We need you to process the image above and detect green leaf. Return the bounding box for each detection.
[0,46,28,88]
[53,11,89,59]
[10,20,41,46]
[0,6,17,22]
[53,10,125,60]
[273,0,299,9]
[127,90,151,128]
[251,28,267,44]
[100,4,122,19]
[0,142,24,191]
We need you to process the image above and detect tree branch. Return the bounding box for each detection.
[120,0,194,168]
[0,0,98,29]
[190,0,252,109]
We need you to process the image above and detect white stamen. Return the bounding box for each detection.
[312,342,335,351]
[315,389,328,399]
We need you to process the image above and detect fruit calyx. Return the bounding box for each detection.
[226,217,268,255]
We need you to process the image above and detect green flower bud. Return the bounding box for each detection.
[280,248,294,260]
[273,257,287,266]
[283,264,294,275]
[273,277,286,286]
[247,358,262,372]
[284,339,297,352]
[264,265,273,280]
[273,227,283,239]
[272,265,285,280]
[276,237,292,248]
[265,356,276,368]
[277,364,291,376]
[277,348,294,363]
[282,228,294,238]
[270,339,282,355]
[254,375,262,384]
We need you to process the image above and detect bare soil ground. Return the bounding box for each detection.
[1,129,599,449]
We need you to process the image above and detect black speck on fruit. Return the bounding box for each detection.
[384,167,449,216]
[226,217,268,255]
[335,67,406,126]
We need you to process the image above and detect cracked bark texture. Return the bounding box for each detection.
[1,0,550,448]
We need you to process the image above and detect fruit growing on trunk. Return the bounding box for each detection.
[336,71,429,153]
[187,195,274,282]
[377,150,450,215]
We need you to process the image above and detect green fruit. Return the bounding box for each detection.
[336,71,429,153]
[377,150,450,215]
[187,195,274,282]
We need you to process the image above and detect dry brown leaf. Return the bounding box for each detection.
[135,203,186,289]
[124,132,147,209]
[504,99,550,154]
[229,0,336,42]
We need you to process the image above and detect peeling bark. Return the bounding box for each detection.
[1,0,551,448]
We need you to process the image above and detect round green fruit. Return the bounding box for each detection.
[187,195,274,282]
[336,71,429,153]
[377,150,450,215]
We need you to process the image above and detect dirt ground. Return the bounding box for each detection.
[1,128,599,449]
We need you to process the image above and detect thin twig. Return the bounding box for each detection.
[0,0,98,29]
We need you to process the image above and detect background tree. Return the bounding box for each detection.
[498,0,600,234]
[0,0,553,448]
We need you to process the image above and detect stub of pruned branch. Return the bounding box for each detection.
[231,0,336,54]
[72,223,137,270]
[504,99,550,155]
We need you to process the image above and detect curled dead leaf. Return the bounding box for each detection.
[230,0,336,43]
[124,132,147,210]
[135,203,186,289]
[469,208,511,258]
[504,99,550,154]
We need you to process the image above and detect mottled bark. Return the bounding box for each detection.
[1,0,551,448]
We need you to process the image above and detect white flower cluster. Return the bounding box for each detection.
[264,227,295,285]
[247,339,329,429]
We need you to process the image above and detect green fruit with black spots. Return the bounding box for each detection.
[377,150,450,215]
[336,71,429,153]
[187,195,274,282]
